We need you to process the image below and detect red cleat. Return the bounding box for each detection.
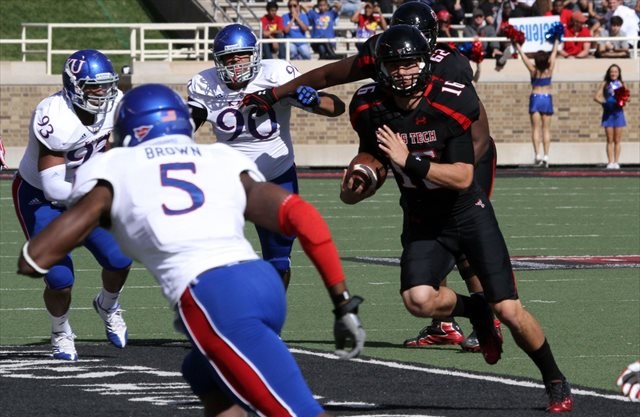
[403,319,465,347]
[545,378,573,413]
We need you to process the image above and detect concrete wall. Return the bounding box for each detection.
[1,58,638,168]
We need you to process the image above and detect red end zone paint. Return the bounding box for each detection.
[348,255,640,270]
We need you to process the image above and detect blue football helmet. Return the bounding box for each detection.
[111,84,194,148]
[62,49,119,114]
[212,24,261,85]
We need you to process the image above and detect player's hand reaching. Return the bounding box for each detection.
[617,360,640,402]
[333,295,366,359]
[293,85,320,108]
[241,87,279,114]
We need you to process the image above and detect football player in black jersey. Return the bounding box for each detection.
[342,25,573,413]
[243,0,494,352]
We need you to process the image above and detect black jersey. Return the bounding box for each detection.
[349,78,480,210]
[356,38,474,85]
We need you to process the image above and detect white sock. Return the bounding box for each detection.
[543,155,549,162]
[96,288,121,312]
[50,312,72,334]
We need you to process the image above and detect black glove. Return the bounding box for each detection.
[333,295,366,359]
[292,85,320,108]
[241,87,279,114]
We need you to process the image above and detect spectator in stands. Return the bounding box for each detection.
[352,2,388,41]
[594,63,629,169]
[595,15,631,56]
[261,1,286,59]
[433,0,467,25]
[511,0,541,17]
[308,0,342,59]
[546,0,575,26]
[479,0,502,28]
[558,11,592,57]
[283,0,313,59]
[337,0,362,19]
[436,9,460,40]
[576,0,605,34]
[463,8,504,59]
[607,0,639,46]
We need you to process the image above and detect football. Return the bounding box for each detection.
[345,151,387,193]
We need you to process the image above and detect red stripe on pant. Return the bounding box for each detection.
[11,174,30,238]
[179,286,293,416]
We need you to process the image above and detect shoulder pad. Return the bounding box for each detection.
[32,94,84,152]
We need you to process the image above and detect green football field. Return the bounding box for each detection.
[1,173,639,394]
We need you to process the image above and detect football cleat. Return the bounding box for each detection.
[545,378,573,413]
[51,331,78,361]
[470,299,503,365]
[93,297,128,348]
[460,330,481,352]
[403,319,465,347]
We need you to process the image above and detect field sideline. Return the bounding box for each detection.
[1,170,639,415]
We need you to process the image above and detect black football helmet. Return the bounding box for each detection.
[375,25,432,97]
[390,1,439,50]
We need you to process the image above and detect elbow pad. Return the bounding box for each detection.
[278,194,345,288]
[39,164,72,204]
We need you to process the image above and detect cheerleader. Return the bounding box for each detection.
[594,64,629,169]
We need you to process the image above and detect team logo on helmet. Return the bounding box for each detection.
[66,59,86,74]
[133,125,154,141]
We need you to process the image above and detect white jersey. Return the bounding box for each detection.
[68,136,263,306]
[187,59,301,181]
[18,90,123,191]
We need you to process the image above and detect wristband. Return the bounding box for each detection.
[331,290,351,307]
[21,242,50,275]
[404,154,431,181]
[333,295,364,318]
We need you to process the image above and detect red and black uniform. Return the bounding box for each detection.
[357,36,496,197]
[349,79,516,303]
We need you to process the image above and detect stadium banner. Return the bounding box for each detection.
[510,16,561,53]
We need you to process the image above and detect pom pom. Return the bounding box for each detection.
[501,25,526,45]
[457,42,472,56]
[614,86,630,108]
[457,40,485,63]
[470,40,485,63]
[544,22,564,43]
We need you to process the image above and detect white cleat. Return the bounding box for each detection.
[93,297,128,348]
[51,331,78,361]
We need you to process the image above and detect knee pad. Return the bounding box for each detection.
[44,262,75,290]
[96,249,132,271]
[84,228,133,271]
[268,258,291,277]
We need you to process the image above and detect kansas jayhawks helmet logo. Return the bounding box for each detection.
[66,59,86,74]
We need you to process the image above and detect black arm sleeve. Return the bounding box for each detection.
[188,103,208,131]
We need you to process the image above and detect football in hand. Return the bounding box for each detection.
[345,152,387,193]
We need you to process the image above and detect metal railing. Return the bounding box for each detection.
[0,22,227,75]
[0,22,637,75]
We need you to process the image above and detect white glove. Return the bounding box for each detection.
[617,360,640,402]
[333,296,366,360]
